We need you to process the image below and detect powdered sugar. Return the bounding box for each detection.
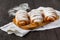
[44,8,56,16]
[16,10,29,21]
[28,9,43,22]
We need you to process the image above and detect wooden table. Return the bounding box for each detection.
[0,0,60,40]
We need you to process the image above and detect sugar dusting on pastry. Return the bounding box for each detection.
[43,7,57,17]
[28,9,43,22]
[15,10,29,21]
[13,7,59,30]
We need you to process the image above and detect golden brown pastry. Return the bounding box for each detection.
[20,9,44,30]
[43,7,59,22]
[13,10,30,26]
[20,22,49,30]
[13,7,59,30]
[37,7,59,22]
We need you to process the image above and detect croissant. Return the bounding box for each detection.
[43,7,59,22]
[20,9,44,30]
[37,7,59,22]
[13,10,30,26]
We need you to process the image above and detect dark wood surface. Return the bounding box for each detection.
[0,0,60,40]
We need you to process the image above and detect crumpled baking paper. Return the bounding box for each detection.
[0,10,60,37]
[0,22,30,37]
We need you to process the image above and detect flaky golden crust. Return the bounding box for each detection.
[20,17,59,30]
[13,18,49,30]
[13,16,59,30]
[13,18,42,30]
[20,22,49,30]
[13,18,30,26]
[43,14,59,22]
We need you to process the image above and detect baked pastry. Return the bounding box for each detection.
[20,9,44,30]
[37,7,59,22]
[43,7,59,22]
[13,10,30,27]
[13,7,59,30]
[28,9,43,23]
